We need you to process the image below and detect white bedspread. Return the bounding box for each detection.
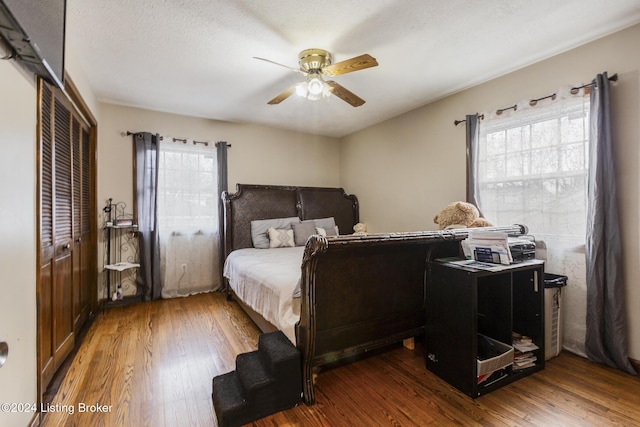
[223,247,303,344]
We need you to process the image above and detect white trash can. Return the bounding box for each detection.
[544,273,567,360]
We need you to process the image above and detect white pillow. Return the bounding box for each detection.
[268,227,295,248]
[315,226,339,236]
[250,216,300,248]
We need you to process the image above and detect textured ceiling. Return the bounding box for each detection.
[66,0,640,138]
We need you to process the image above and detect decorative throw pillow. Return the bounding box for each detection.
[268,227,295,248]
[292,221,317,246]
[250,216,300,249]
[315,226,339,236]
[302,217,336,229]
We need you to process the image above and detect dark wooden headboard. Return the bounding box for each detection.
[222,184,359,257]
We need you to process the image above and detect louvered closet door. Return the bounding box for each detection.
[39,78,97,394]
[72,120,92,331]
[52,94,75,368]
[38,80,91,392]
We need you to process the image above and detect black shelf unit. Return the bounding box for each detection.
[425,260,545,397]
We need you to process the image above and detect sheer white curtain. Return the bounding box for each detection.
[157,137,221,298]
[474,89,590,355]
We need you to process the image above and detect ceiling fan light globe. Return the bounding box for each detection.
[322,84,332,98]
[307,76,324,95]
[295,82,308,97]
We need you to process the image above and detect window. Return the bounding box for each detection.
[157,141,218,234]
[476,96,590,247]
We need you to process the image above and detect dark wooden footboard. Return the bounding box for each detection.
[296,226,527,404]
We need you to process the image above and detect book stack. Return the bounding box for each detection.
[512,332,539,370]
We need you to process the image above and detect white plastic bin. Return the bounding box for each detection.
[477,334,514,376]
[544,273,567,360]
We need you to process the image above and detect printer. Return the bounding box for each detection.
[508,237,536,263]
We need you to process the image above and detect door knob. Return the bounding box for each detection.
[0,341,8,368]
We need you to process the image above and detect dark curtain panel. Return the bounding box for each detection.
[465,114,481,209]
[585,73,636,375]
[216,141,229,289]
[134,132,162,301]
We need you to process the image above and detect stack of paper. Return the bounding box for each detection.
[461,230,513,265]
[512,339,539,353]
[512,334,539,370]
[514,351,538,370]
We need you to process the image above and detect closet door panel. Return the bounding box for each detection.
[72,117,82,329]
[38,261,54,390]
[53,253,74,360]
[52,93,74,370]
[79,126,92,323]
[54,98,73,246]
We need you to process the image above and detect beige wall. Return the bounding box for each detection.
[341,24,640,362]
[0,62,38,427]
[65,37,101,119]
[98,103,341,211]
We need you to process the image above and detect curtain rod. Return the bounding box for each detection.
[453,114,484,126]
[454,73,618,125]
[570,72,618,94]
[170,137,210,146]
[125,131,231,147]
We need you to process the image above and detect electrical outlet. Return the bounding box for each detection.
[181,263,187,273]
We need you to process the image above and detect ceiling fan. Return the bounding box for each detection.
[254,48,378,107]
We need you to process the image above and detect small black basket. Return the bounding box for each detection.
[544,273,568,288]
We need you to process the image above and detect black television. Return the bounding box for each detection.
[0,0,66,89]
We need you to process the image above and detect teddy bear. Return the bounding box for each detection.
[468,217,493,228]
[433,201,492,230]
[353,222,368,235]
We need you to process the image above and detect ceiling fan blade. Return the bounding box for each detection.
[323,54,378,76]
[268,86,296,105]
[326,81,365,107]
[253,57,305,74]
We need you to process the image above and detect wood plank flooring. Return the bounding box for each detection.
[41,292,640,426]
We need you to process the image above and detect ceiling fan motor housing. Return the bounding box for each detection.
[298,48,332,73]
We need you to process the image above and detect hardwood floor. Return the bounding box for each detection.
[42,292,640,426]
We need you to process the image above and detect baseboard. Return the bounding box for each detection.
[630,357,640,373]
[102,294,143,309]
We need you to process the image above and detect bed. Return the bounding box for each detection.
[222,183,527,404]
